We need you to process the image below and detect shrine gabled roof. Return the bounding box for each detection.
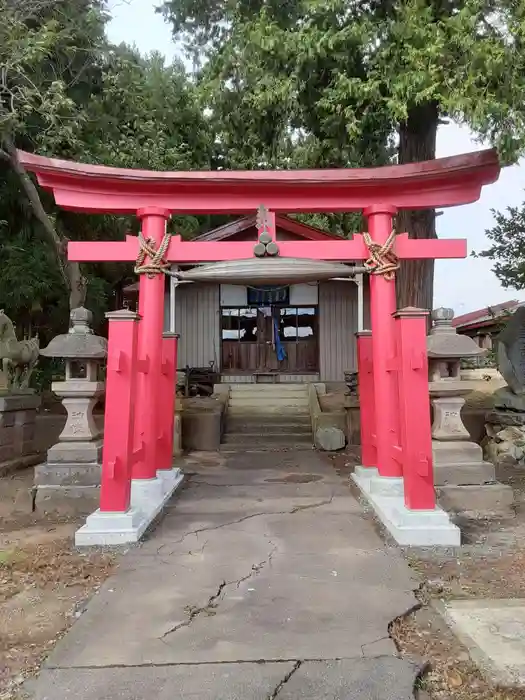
[194,214,341,242]
[452,300,522,330]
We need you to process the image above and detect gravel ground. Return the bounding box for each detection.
[0,469,115,700]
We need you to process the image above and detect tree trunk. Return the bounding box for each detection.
[396,102,439,312]
[1,137,87,310]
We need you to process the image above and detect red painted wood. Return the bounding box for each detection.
[68,233,467,264]
[18,149,499,213]
[394,308,436,510]
[99,311,139,512]
[366,206,401,478]
[157,334,178,471]
[356,332,376,468]
[132,209,170,480]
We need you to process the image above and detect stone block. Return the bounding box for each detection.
[431,396,470,441]
[182,410,223,451]
[439,599,525,687]
[21,440,37,457]
[0,444,15,461]
[46,439,103,464]
[13,424,36,448]
[433,440,483,464]
[345,405,361,445]
[315,426,346,451]
[0,426,15,447]
[14,409,37,426]
[0,393,40,413]
[434,462,495,486]
[0,413,15,428]
[35,486,100,513]
[438,483,514,516]
[0,452,44,478]
[0,394,40,464]
[35,462,101,487]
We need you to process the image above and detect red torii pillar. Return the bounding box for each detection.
[365,205,400,480]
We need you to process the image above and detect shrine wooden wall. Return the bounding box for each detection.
[163,278,370,382]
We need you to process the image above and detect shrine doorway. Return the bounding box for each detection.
[221,304,319,376]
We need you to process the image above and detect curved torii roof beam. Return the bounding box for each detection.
[17,149,500,214]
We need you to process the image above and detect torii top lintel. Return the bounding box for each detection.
[17,149,500,214]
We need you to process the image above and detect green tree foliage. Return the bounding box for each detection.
[0,0,108,310]
[161,0,525,308]
[83,48,210,172]
[0,0,213,350]
[477,203,525,290]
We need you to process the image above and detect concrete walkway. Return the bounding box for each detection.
[27,450,420,699]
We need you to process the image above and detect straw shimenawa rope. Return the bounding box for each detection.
[362,230,399,281]
[134,232,172,278]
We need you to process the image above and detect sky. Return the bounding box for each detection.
[106,0,525,316]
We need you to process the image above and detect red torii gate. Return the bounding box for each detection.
[18,149,500,545]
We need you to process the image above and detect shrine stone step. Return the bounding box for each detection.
[228,383,309,393]
[437,483,515,517]
[229,395,309,406]
[220,444,314,452]
[226,418,312,434]
[222,432,313,446]
[228,404,310,415]
[432,441,485,464]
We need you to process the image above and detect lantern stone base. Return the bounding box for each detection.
[432,441,496,486]
[352,466,461,546]
[34,439,103,507]
[75,508,149,546]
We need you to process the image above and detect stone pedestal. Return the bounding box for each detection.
[432,441,495,485]
[430,389,513,515]
[432,396,471,441]
[35,382,104,505]
[35,307,107,508]
[427,308,514,517]
[0,392,42,475]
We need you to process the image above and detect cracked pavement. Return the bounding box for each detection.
[25,450,420,699]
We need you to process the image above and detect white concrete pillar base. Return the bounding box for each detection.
[353,465,378,480]
[352,471,460,546]
[370,475,404,497]
[130,476,165,516]
[75,508,148,546]
[131,471,185,521]
[75,470,185,546]
[156,467,184,495]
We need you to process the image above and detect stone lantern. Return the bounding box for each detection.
[427,308,485,442]
[427,308,512,514]
[35,307,107,506]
